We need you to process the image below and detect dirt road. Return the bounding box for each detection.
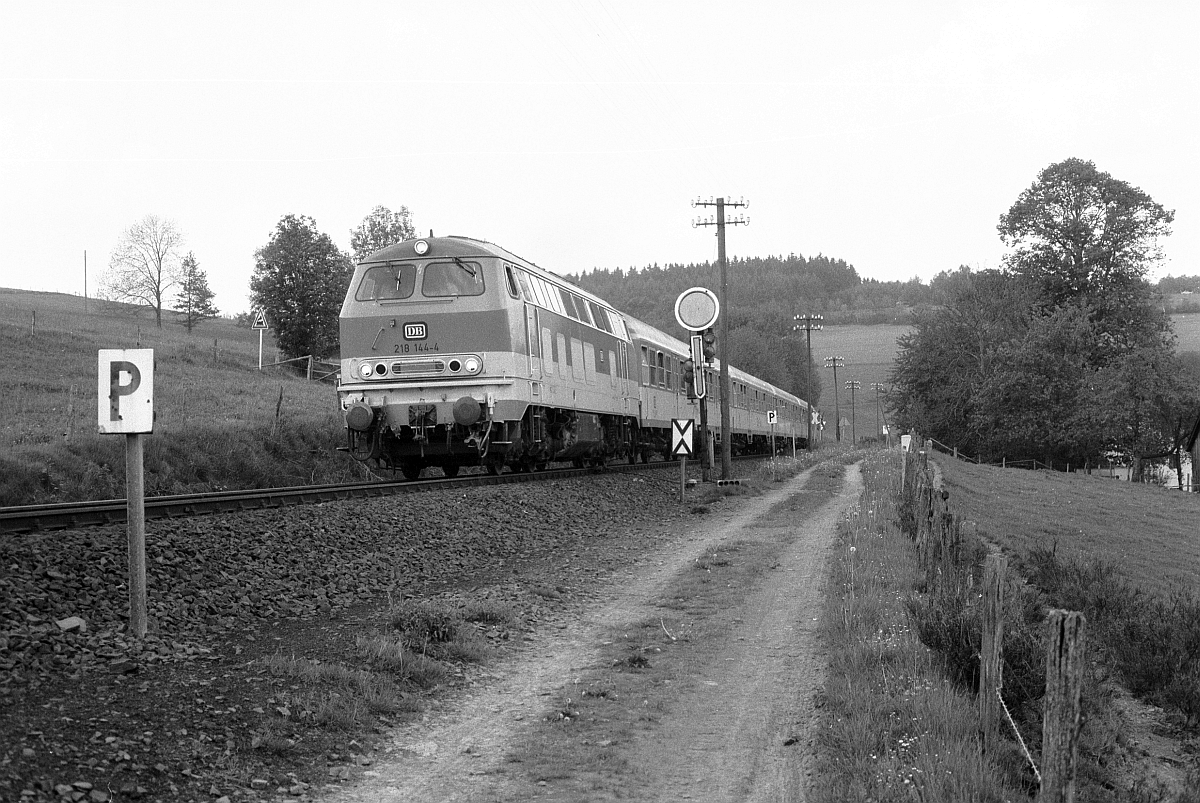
[323,461,861,802]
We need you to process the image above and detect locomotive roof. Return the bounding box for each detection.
[360,237,804,409]
[360,236,617,311]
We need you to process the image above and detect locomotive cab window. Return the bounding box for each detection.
[356,263,416,301]
[421,260,485,297]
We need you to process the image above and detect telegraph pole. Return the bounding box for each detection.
[792,313,822,449]
[692,196,749,479]
[870,382,886,442]
[845,379,861,445]
[825,356,845,441]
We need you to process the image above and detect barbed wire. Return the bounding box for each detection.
[996,686,1041,785]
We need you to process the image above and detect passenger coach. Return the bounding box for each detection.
[336,236,809,479]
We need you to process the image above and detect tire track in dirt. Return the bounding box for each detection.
[320,462,860,802]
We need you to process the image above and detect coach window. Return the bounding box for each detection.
[356,263,416,301]
[656,352,666,388]
[666,356,675,390]
[640,347,650,386]
[422,261,484,297]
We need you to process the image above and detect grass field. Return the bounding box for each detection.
[0,288,354,504]
[1172,312,1200,353]
[937,456,1200,597]
[812,323,908,441]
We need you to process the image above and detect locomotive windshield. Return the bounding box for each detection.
[422,260,485,297]
[355,263,416,301]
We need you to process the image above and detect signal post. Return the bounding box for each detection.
[675,288,720,483]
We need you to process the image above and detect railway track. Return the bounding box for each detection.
[0,458,700,535]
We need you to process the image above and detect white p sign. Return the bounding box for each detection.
[98,349,155,434]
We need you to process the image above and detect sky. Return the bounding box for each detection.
[2,1,1197,315]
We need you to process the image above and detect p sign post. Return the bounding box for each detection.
[97,349,154,639]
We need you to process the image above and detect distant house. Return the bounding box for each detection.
[1188,414,1200,492]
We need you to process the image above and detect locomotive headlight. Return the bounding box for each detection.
[464,356,481,374]
[414,239,430,255]
[358,363,373,379]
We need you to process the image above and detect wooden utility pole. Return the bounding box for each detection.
[793,313,822,449]
[692,196,748,479]
[870,382,886,442]
[825,356,845,441]
[845,379,861,445]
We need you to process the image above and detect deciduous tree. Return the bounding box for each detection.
[250,215,353,361]
[174,252,219,332]
[350,205,415,263]
[102,214,185,327]
[998,157,1174,333]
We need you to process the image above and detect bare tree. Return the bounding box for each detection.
[103,214,185,327]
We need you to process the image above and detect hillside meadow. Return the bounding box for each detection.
[937,455,1200,596]
[1,289,359,505]
[811,323,907,441]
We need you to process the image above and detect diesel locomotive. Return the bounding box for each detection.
[336,236,810,480]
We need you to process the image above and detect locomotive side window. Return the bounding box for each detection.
[422,260,484,297]
[356,263,416,301]
[504,265,521,298]
[558,288,581,321]
[516,270,534,301]
[573,294,595,326]
[588,302,613,333]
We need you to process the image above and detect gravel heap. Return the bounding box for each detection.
[0,472,687,690]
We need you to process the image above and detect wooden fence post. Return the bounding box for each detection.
[1041,610,1086,803]
[64,383,77,442]
[979,553,1007,755]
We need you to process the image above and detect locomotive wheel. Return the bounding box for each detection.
[485,462,501,476]
[442,464,460,478]
[400,462,422,481]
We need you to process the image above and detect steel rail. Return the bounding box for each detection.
[0,460,676,535]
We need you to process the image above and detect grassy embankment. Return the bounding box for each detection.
[813,451,1200,802]
[1,289,358,505]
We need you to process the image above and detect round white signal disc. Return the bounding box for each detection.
[674,287,720,331]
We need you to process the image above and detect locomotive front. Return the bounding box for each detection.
[336,237,527,480]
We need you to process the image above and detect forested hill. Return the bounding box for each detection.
[570,253,928,401]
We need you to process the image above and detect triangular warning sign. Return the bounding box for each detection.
[251,310,268,329]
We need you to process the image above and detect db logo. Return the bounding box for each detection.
[404,323,427,340]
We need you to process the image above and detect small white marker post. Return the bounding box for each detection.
[98,349,154,639]
[672,418,694,502]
